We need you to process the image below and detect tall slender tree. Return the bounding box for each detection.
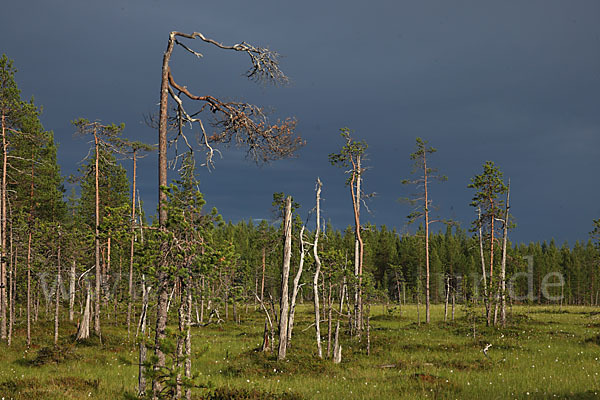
[468,161,508,325]
[329,128,368,334]
[74,119,127,336]
[401,137,447,324]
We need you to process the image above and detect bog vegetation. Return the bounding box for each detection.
[0,31,599,400]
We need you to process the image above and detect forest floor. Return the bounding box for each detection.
[0,304,599,399]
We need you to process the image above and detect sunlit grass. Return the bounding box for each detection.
[0,303,598,398]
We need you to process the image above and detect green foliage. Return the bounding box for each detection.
[328,127,367,186]
[468,160,508,232]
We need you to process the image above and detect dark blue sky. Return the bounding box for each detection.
[1,0,599,244]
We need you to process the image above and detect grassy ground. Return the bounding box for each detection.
[0,303,599,399]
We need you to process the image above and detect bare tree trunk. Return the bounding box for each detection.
[351,156,363,335]
[366,304,371,356]
[27,229,32,347]
[313,179,323,358]
[0,114,7,340]
[93,129,102,336]
[7,230,14,347]
[54,229,61,346]
[287,225,306,348]
[277,196,292,361]
[327,273,332,358]
[444,275,449,323]
[127,152,137,337]
[153,32,177,399]
[488,198,496,326]
[478,207,489,322]
[69,259,76,321]
[260,247,266,303]
[76,284,91,341]
[423,151,431,324]
[200,276,204,324]
[138,276,150,396]
[500,181,510,327]
[451,291,455,321]
[333,276,346,364]
[184,284,192,400]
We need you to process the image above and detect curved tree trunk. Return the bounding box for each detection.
[277,196,292,361]
[313,179,323,358]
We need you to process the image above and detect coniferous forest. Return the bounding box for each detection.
[0,28,599,399]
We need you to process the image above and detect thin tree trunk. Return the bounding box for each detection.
[444,275,449,323]
[93,129,102,336]
[423,150,431,324]
[76,284,91,341]
[54,229,61,346]
[287,225,306,348]
[500,180,510,327]
[488,197,496,326]
[351,156,364,335]
[0,114,7,340]
[27,229,32,347]
[260,247,266,303]
[153,30,176,400]
[138,275,150,396]
[313,180,323,358]
[69,259,76,321]
[327,273,333,358]
[277,196,292,361]
[7,229,14,347]
[184,283,192,400]
[333,276,346,364]
[478,207,489,321]
[128,150,136,335]
[451,291,455,321]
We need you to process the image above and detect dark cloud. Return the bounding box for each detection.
[1,0,599,244]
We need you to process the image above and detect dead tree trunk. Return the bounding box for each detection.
[138,276,151,396]
[351,156,364,335]
[76,284,91,341]
[478,207,489,321]
[287,225,307,348]
[127,150,137,338]
[93,127,102,336]
[277,196,292,361]
[0,114,7,340]
[500,180,510,327]
[54,229,61,346]
[69,259,76,321]
[333,275,346,364]
[313,179,323,358]
[7,229,14,346]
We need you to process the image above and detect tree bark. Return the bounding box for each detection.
[76,284,91,341]
[93,128,102,336]
[287,225,306,348]
[0,114,7,340]
[69,259,76,321]
[54,229,61,346]
[313,179,323,358]
[500,181,510,327]
[138,276,150,396]
[423,150,431,324]
[478,207,489,321]
[153,31,176,399]
[350,156,363,335]
[277,196,292,361]
[127,151,137,337]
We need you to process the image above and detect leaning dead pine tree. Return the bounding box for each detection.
[153,31,303,398]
